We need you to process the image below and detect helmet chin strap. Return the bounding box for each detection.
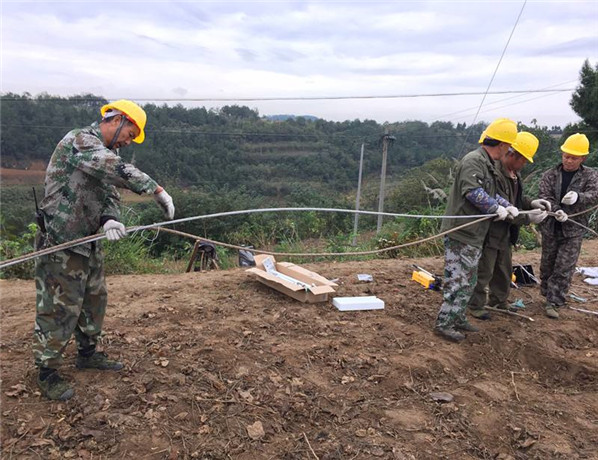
[107,116,127,150]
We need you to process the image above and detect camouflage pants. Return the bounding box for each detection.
[33,247,107,368]
[436,237,482,328]
[468,244,512,311]
[540,231,583,306]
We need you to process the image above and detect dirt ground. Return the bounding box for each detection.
[1,240,597,460]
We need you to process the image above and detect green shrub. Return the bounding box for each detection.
[376,211,444,258]
[517,225,540,250]
[103,231,157,275]
[0,222,37,279]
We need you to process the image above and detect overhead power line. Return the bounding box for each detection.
[0,124,494,141]
[0,88,573,103]
[457,0,527,155]
[450,91,566,122]
[431,79,576,121]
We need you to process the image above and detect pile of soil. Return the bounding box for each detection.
[2,240,597,459]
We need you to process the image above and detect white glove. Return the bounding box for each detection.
[561,191,578,205]
[505,206,520,219]
[528,209,548,224]
[103,219,127,241]
[494,205,508,221]
[153,188,175,219]
[531,199,551,212]
[554,210,568,222]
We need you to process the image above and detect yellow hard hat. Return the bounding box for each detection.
[561,133,589,156]
[478,118,518,144]
[101,99,146,144]
[511,131,538,163]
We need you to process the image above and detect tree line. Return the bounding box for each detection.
[1,59,596,276]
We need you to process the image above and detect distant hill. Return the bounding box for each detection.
[1,94,491,194]
[265,114,319,122]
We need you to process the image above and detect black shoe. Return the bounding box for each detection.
[37,371,74,401]
[434,325,465,342]
[76,351,123,370]
[455,321,480,332]
[470,309,491,321]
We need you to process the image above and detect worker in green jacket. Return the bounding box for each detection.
[468,132,551,320]
[434,118,518,342]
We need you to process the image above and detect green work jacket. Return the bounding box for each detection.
[485,160,532,250]
[441,147,500,248]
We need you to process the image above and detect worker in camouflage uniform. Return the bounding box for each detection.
[34,100,176,400]
[434,118,518,342]
[538,133,598,319]
[468,132,551,320]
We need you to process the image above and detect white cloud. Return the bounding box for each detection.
[1,1,596,127]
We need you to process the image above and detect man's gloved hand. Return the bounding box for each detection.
[103,219,127,241]
[153,186,175,219]
[494,205,508,221]
[528,209,548,224]
[505,206,520,220]
[531,199,551,212]
[554,209,568,222]
[561,191,578,205]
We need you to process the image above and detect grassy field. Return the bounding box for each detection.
[0,168,45,186]
[0,166,153,204]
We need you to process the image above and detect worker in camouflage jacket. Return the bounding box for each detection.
[434,118,518,342]
[538,133,598,319]
[468,132,551,320]
[34,100,175,400]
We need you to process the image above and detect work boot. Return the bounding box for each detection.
[76,351,123,370]
[37,369,74,401]
[455,320,480,332]
[434,325,465,342]
[494,302,516,312]
[545,304,560,319]
[470,308,491,321]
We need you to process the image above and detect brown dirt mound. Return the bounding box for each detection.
[1,241,598,459]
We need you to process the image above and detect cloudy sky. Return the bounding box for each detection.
[2,1,597,127]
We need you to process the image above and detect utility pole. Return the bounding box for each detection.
[377,131,395,234]
[352,143,365,246]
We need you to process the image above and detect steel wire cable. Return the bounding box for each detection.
[2,204,597,269]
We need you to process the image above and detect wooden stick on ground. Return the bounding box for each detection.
[303,432,319,460]
[569,306,598,316]
[484,306,535,322]
[510,371,520,402]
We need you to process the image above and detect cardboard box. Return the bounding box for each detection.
[246,254,338,303]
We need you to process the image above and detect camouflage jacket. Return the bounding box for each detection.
[39,122,158,256]
[539,163,598,238]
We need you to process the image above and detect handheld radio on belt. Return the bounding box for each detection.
[32,187,46,233]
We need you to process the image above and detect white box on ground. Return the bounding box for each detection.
[333,296,385,311]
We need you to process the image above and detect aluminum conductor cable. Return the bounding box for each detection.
[127,209,598,256]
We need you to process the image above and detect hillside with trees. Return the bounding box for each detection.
[1,60,597,275]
